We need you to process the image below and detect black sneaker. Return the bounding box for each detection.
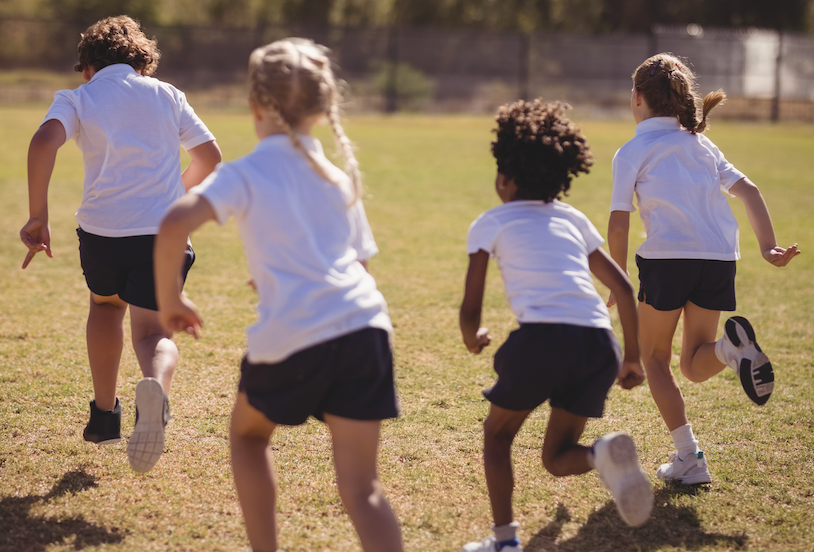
[83,398,122,445]
[716,316,775,405]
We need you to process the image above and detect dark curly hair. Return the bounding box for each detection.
[74,16,160,76]
[491,99,593,202]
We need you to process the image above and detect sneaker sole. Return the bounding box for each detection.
[601,433,654,527]
[85,436,122,446]
[127,378,166,473]
[726,317,774,405]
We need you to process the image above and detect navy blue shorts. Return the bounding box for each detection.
[239,327,399,425]
[636,255,736,312]
[484,323,621,418]
[77,227,195,311]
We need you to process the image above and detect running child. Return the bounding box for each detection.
[459,99,653,552]
[20,16,221,473]
[153,38,403,552]
[607,53,800,485]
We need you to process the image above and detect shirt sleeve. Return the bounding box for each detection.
[42,91,79,144]
[711,142,746,194]
[190,163,249,226]
[573,210,605,254]
[610,150,638,213]
[348,199,379,261]
[466,212,500,256]
[176,90,216,151]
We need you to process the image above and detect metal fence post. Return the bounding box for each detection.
[385,26,399,113]
[771,30,783,123]
[518,32,530,101]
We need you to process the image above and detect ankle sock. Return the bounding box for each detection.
[493,521,520,549]
[670,423,700,457]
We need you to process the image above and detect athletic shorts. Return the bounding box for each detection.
[636,255,736,312]
[238,327,399,425]
[77,227,195,311]
[484,323,621,418]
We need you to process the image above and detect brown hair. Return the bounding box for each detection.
[491,99,593,202]
[248,38,361,204]
[633,53,725,134]
[74,16,160,76]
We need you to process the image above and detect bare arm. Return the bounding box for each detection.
[606,210,631,307]
[21,119,66,268]
[181,140,222,192]
[729,177,800,267]
[154,193,217,337]
[459,250,492,354]
[589,247,645,390]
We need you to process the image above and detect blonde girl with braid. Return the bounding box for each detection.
[154,38,403,552]
[608,53,800,485]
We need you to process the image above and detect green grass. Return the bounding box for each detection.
[1,106,813,551]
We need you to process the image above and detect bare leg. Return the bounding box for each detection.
[680,302,725,383]
[482,404,533,527]
[541,407,591,477]
[87,292,127,411]
[325,414,404,552]
[638,302,688,432]
[230,391,278,552]
[130,305,177,395]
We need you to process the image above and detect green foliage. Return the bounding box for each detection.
[43,0,158,25]
[374,62,434,106]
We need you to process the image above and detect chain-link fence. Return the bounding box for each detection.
[2,17,813,120]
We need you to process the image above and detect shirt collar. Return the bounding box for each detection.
[255,134,324,156]
[88,63,139,84]
[635,116,681,136]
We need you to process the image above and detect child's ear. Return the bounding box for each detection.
[248,98,263,121]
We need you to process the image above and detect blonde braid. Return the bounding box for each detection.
[327,102,362,204]
[266,105,336,187]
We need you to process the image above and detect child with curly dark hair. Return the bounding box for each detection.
[459,99,652,551]
[20,15,221,473]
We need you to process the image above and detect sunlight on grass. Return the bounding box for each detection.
[1,106,812,551]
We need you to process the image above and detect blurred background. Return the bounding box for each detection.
[2,0,814,120]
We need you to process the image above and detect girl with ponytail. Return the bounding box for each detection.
[607,53,800,486]
[153,38,403,552]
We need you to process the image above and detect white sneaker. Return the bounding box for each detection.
[460,535,522,552]
[593,432,653,527]
[656,450,711,485]
[716,316,774,405]
[127,378,171,473]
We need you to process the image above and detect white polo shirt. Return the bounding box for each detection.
[611,117,744,260]
[43,64,215,237]
[192,134,392,364]
[467,200,612,330]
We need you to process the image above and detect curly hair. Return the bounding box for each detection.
[633,53,725,134]
[74,16,160,77]
[491,99,593,202]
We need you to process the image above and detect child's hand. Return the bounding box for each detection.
[466,327,492,354]
[20,218,52,269]
[617,359,645,389]
[763,243,801,267]
[159,295,204,339]
[606,290,617,308]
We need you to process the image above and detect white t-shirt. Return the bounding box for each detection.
[611,117,745,261]
[43,64,216,237]
[467,200,612,330]
[192,134,392,364]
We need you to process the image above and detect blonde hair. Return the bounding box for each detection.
[248,38,362,204]
[633,53,725,134]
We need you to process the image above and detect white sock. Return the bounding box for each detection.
[493,521,520,544]
[714,337,727,366]
[670,424,700,457]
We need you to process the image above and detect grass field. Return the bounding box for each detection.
[1,105,813,552]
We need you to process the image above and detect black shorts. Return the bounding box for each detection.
[77,227,195,311]
[484,323,620,418]
[636,255,736,312]
[238,327,399,425]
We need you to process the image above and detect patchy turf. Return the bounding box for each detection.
[1,106,812,551]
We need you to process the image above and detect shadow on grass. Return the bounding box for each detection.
[0,468,125,550]
[526,486,748,552]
